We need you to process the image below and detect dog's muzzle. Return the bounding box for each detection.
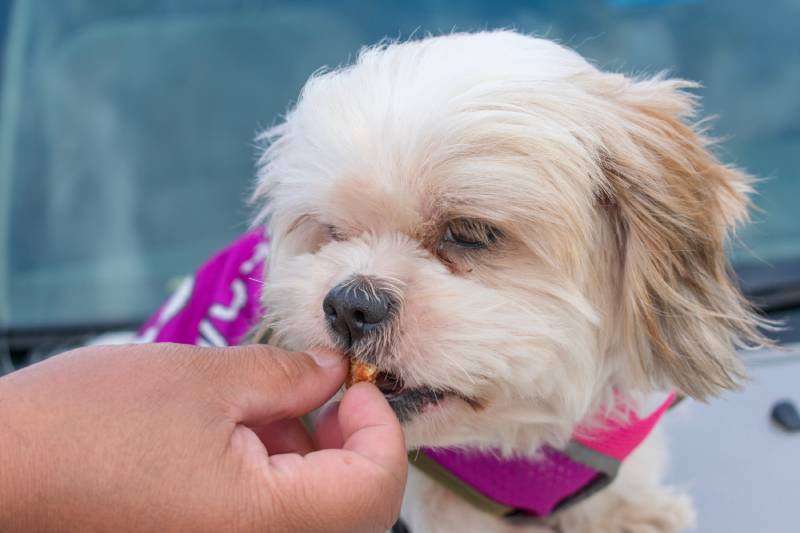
[321,275,480,422]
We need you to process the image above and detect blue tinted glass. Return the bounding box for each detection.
[1,0,798,328]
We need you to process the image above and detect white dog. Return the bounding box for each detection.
[250,31,765,532]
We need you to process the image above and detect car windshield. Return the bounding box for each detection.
[1,0,798,332]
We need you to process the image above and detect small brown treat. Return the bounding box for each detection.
[346,359,379,388]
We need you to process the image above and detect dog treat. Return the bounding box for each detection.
[346,359,379,388]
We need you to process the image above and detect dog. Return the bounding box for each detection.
[250,30,766,532]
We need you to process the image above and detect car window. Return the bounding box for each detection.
[1,0,798,331]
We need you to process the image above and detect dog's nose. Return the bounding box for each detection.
[322,279,392,348]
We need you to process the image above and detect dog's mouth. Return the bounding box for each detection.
[381,376,448,423]
[364,367,480,423]
[364,368,442,422]
[372,370,405,397]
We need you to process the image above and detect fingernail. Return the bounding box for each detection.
[306,347,344,368]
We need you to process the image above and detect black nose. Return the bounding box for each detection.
[323,279,393,348]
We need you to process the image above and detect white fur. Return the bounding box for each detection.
[253,31,759,532]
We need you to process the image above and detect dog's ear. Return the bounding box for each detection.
[597,76,767,399]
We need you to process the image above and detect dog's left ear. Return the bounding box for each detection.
[596,75,767,400]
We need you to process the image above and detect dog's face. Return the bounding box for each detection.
[254,31,763,450]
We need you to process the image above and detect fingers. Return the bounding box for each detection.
[192,344,348,427]
[263,384,407,532]
[312,401,343,450]
[253,419,315,456]
[338,384,407,479]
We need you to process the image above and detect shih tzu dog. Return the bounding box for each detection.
[250,31,765,532]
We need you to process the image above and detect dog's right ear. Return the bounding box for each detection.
[596,75,769,400]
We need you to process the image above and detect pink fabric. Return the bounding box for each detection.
[421,394,675,516]
[139,231,673,518]
[138,230,268,346]
[574,393,676,461]
[422,446,599,517]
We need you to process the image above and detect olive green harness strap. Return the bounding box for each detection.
[408,442,624,522]
[408,451,516,517]
[406,396,685,521]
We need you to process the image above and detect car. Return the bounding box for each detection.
[1,2,798,531]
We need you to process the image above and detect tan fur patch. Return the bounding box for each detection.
[598,77,769,399]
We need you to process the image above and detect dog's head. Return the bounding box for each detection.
[253,31,765,450]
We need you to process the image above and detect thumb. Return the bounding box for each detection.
[188,344,347,426]
[265,384,407,533]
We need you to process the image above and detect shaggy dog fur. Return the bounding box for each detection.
[250,31,765,532]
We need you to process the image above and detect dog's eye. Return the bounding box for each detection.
[326,225,347,242]
[442,219,499,250]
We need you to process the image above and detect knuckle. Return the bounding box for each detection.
[256,349,311,389]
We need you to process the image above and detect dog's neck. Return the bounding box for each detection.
[404,355,651,459]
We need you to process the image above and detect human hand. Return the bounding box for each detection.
[0,343,406,532]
